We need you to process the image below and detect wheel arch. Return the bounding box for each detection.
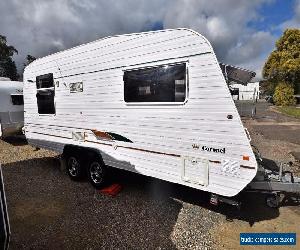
[62,144,104,164]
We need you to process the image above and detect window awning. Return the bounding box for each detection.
[219,63,256,85]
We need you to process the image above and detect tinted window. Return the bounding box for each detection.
[124,63,186,102]
[11,95,24,105]
[36,73,54,89]
[36,73,55,114]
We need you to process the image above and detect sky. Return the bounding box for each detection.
[0,0,299,79]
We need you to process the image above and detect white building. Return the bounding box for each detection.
[231,82,260,101]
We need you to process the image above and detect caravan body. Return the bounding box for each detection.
[23,29,257,197]
[0,79,24,137]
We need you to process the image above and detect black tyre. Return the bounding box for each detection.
[66,154,84,181]
[87,157,107,189]
[265,194,280,208]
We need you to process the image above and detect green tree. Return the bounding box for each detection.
[0,35,18,80]
[24,54,36,66]
[273,82,296,106]
[263,29,300,94]
[19,54,36,80]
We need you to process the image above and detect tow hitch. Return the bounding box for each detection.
[246,162,300,208]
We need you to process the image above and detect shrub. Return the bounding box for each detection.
[273,82,296,106]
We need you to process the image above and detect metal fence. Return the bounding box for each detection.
[234,100,257,118]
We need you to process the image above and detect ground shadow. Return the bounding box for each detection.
[2,136,28,146]
[107,167,281,227]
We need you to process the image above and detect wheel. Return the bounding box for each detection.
[87,157,107,189]
[66,154,84,181]
[265,194,280,208]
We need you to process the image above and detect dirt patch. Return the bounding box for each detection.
[0,136,58,165]
[212,206,300,250]
[245,120,300,164]
[253,124,300,145]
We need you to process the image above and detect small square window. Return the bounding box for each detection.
[36,73,54,89]
[11,95,24,105]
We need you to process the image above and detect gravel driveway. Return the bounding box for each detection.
[0,100,299,249]
[0,138,223,249]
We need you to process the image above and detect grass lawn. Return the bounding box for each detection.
[277,106,300,119]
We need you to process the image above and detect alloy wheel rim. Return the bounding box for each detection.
[68,157,80,177]
[90,162,103,184]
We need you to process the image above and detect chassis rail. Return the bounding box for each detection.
[246,162,300,208]
[209,161,300,209]
[247,163,300,193]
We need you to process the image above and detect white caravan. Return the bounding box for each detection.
[23,29,258,197]
[0,78,24,138]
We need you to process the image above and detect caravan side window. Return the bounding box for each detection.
[36,73,55,114]
[11,95,24,105]
[124,63,186,103]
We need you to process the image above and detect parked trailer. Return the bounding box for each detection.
[0,78,24,138]
[23,28,281,198]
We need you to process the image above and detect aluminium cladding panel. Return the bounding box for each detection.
[24,29,211,79]
[23,29,257,197]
